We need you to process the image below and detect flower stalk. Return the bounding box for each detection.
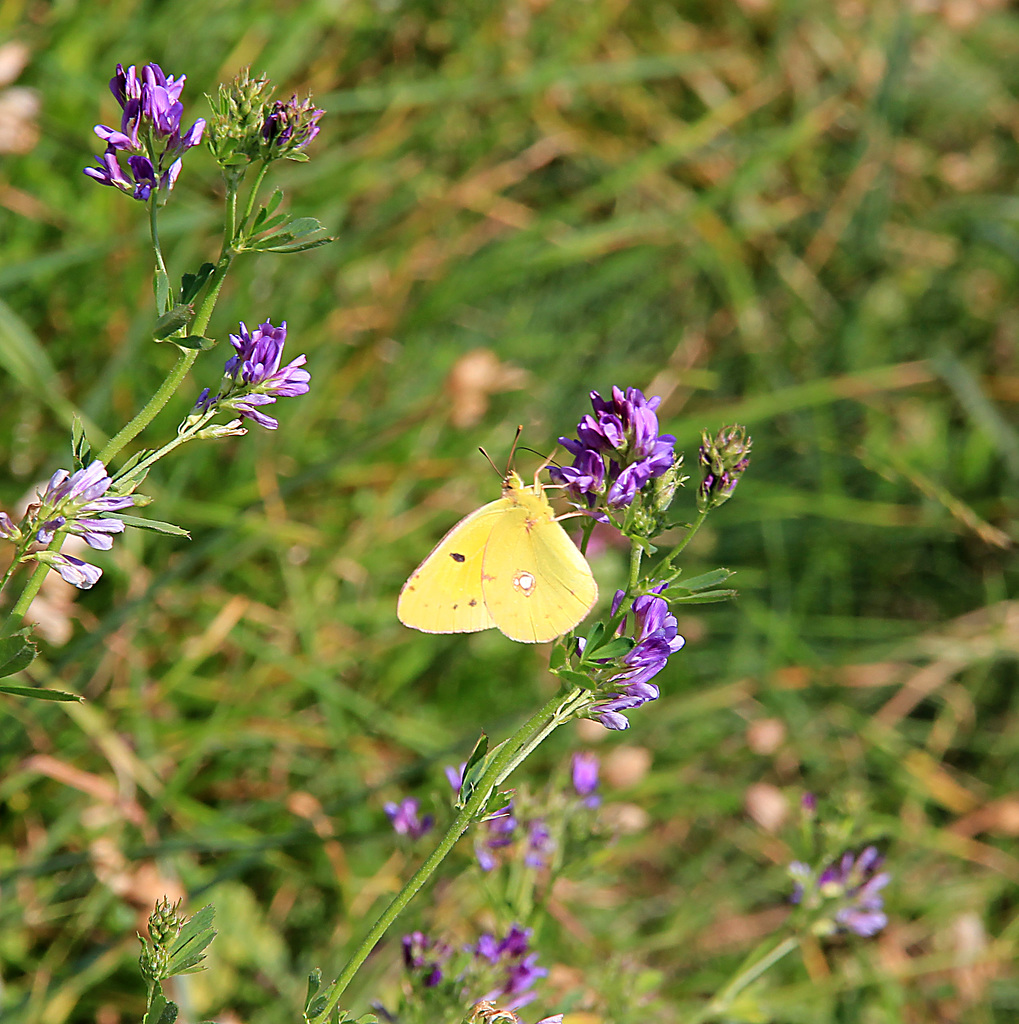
[308,686,590,1023]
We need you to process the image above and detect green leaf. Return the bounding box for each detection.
[283,216,325,236]
[587,637,635,661]
[306,995,329,1020]
[143,994,178,1024]
[156,1002,179,1024]
[305,967,323,1008]
[116,515,191,539]
[456,732,490,807]
[251,188,284,230]
[165,904,216,976]
[0,630,37,678]
[666,589,738,605]
[249,217,333,253]
[253,212,288,235]
[155,268,170,313]
[550,667,595,689]
[678,568,735,592]
[580,621,607,655]
[71,415,91,469]
[548,642,568,671]
[153,304,195,340]
[258,237,334,254]
[169,335,217,352]
[110,450,154,492]
[0,684,83,702]
[180,263,215,304]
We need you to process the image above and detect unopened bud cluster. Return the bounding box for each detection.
[697,425,752,512]
[137,896,185,983]
[206,69,323,168]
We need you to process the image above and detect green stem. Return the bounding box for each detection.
[657,508,709,581]
[627,540,644,591]
[687,935,799,1024]
[149,199,169,309]
[310,687,587,1022]
[96,255,232,467]
[1,531,65,638]
[238,161,271,236]
[120,409,219,479]
[97,349,199,466]
[0,554,23,595]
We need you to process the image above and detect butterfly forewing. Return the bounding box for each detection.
[397,499,510,634]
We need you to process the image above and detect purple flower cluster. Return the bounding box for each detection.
[261,95,324,153]
[384,797,434,841]
[472,802,519,872]
[585,585,685,730]
[697,425,752,512]
[550,387,676,510]
[196,320,310,430]
[402,931,452,988]
[790,846,890,938]
[84,63,205,201]
[401,924,549,1012]
[31,461,135,589]
[473,925,548,1010]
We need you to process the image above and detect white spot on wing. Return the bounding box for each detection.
[513,570,536,596]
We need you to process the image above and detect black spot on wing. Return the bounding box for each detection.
[450,552,466,562]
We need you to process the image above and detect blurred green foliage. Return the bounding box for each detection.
[0,0,1017,1021]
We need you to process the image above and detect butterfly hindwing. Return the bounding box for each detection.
[481,483,598,644]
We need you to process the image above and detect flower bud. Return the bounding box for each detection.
[651,452,687,513]
[0,511,23,541]
[148,896,185,947]
[194,419,248,440]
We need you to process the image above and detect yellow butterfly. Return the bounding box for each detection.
[397,468,598,644]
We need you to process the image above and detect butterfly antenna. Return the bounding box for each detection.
[505,425,524,476]
[531,446,561,490]
[478,447,502,478]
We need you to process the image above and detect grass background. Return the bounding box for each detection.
[1,0,1018,1020]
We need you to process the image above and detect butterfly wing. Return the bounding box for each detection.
[397,498,512,634]
[481,490,598,644]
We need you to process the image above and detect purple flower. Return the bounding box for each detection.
[473,929,548,1007]
[551,387,676,510]
[571,752,601,807]
[35,551,103,589]
[474,925,547,1011]
[84,62,204,201]
[208,320,310,430]
[261,95,324,153]
[39,461,134,516]
[0,511,20,541]
[445,761,467,794]
[476,802,517,871]
[588,584,685,730]
[30,461,135,588]
[524,819,553,868]
[384,797,434,841]
[790,846,891,938]
[401,931,450,987]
